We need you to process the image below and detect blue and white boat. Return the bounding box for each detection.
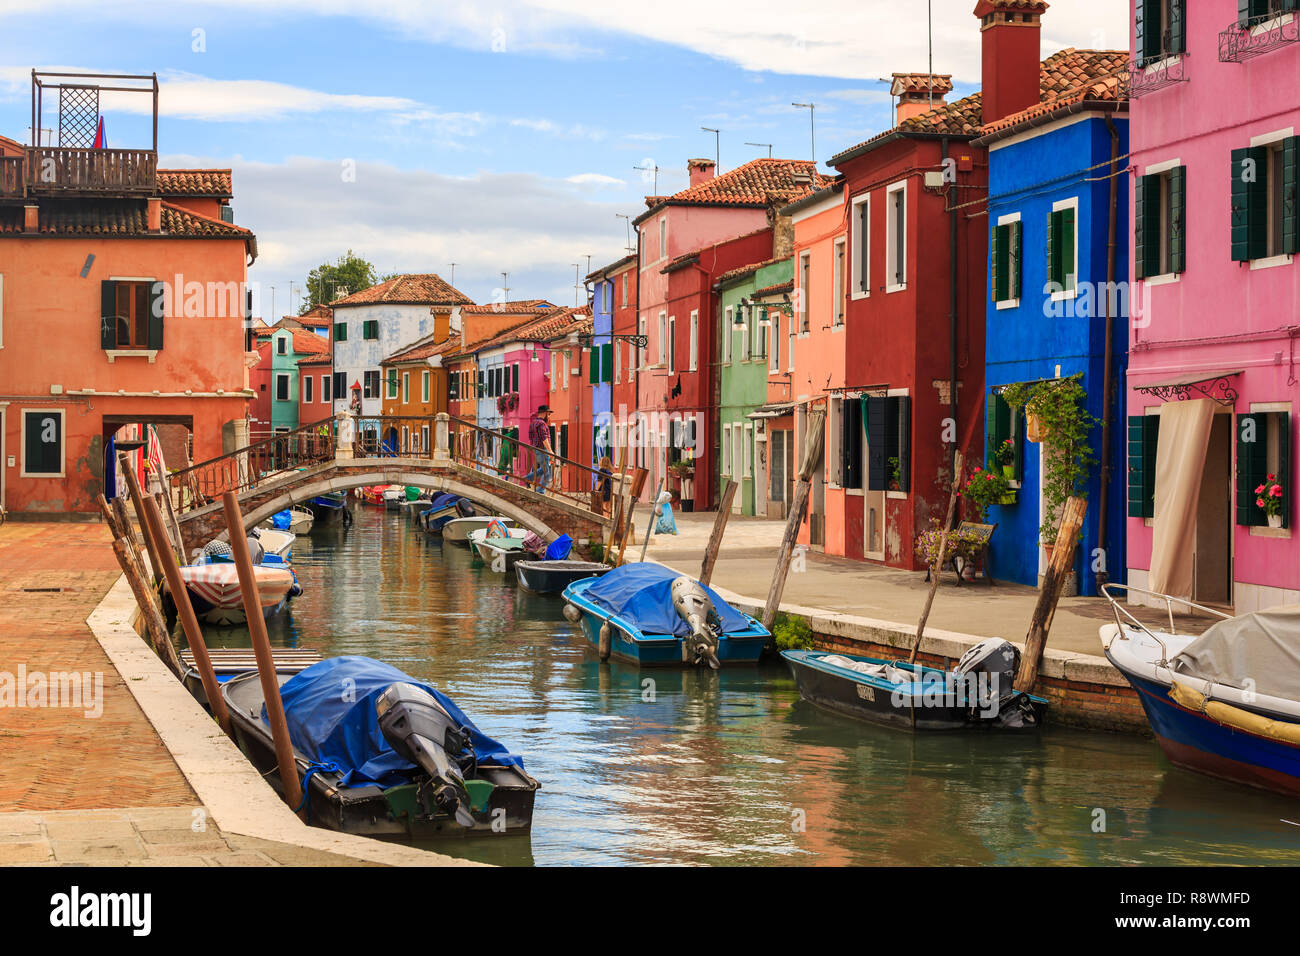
[1102,584,1300,798]
[309,490,349,523]
[562,562,768,668]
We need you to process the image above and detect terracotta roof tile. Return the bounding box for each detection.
[332,273,472,307]
[891,72,954,95]
[716,256,786,285]
[754,280,794,297]
[290,329,329,356]
[642,158,834,215]
[0,199,251,238]
[458,299,554,315]
[295,304,333,327]
[298,354,332,367]
[157,169,232,197]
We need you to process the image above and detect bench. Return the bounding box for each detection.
[924,521,996,587]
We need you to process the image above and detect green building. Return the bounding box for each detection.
[270,326,329,432]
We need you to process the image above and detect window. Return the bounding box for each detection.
[333,371,346,400]
[658,311,667,365]
[987,389,1023,484]
[364,370,380,399]
[851,194,870,297]
[668,315,676,373]
[1135,165,1186,278]
[799,252,811,332]
[100,279,162,351]
[303,375,313,404]
[0,273,5,349]
[659,218,667,259]
[722,423,733,475]
[739,305,750,360]
[615,341,622,383]
[1135,0,1185,66]
[402,371,410,404]
[865,394,911,492]
[833,239,846,326]
[991,213,1024,303]
[321,375,331,403]
[386,368,399,400]
[600,343,612,384]
[334,322,347,342]
[22,409,63,477]
[638,315,648,368]
[886,182,907,290]
[421,425,430,453]
[1047,199,1078,296]
[276,335,287,355]
[1237,410,1292,527]
[512,363,520,392]
[1232,135,1299,263]
[562,352,569,390]
[689,311,698,371]
[753,307,767,360]
[840,397,864,489]
[743,423,754,478]
[622,272,629,307]
[363,320,379,340]
[1128,414,1161,519]
[422,370,430,403]
[733,425,744,484]
[770,309,782,373]
[275,374,290,402]
[723,306,733,364]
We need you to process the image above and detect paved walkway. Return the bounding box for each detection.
[644,511,1213,656]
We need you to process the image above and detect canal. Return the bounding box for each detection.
[206,505,1300,866]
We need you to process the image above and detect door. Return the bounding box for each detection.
[731,425,743,514]
[1194,413,1232,605]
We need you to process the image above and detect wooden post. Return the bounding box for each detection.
[110,537,184,678]
[158,478,187,562]
[221,492,304,815]
[141,494,229,733]
[699,480,738,586]
[603,447,628,560]
[99,494,151,603]
[910,449,965,664]
[638,479,665,563]
[1013,495,1087,693]
[761,409,825,631]
[615,468,649,567]
[119,456,164,584]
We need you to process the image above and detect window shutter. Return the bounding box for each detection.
[1168,0,1185,54]
[1236,413,1268,526]
[600,343,613,383]
[1127,415,1158,519]
[1283,137,1299,256]
[100,280,117,349]
[858,201,869,292]
[512,364,519,392]
[147,280,165,350]
[1047,210,1060,287]
[588,347,599,384]
[991,224,1004,303]
[864,395,887,490]
[1136,0,1147,67]
[888,395,911,492]
[1168,167,1187,273]
[1231,146,1268,262]
[1280,412,1292,530]
[988,390,1009,465]
[1060,207,1076,290]
[1009,220,1022,300]
[449,372,458,400]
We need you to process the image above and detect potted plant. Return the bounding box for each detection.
[887,456,902,491]
[992,438,1016,479]
[1256,474,1285,528]
[958,465,1012,522]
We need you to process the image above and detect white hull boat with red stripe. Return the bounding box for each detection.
[171,563,299,626]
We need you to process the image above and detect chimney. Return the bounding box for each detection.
[974,0,1047,126]
[23,204,37,233]
[146,196,162,233]
[890,73,955,125]
[687,158,716,187]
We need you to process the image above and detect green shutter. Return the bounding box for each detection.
[1236,413,1269,526]
[1136,0,1148,66]
[100,280,117,349]
[864,395,887,491]
[1168,167,1187,274]
[1009,220,1022,300]
[1283,137,1299,256]
[1231,146,1268,262]
[1128,415,1159,519]
[1047,210,1061,288]
[1280,412,1292,530]
[991,224,1005,303]
[1061,207,1076,291]
[601,343,613,383]
[1238,0,1252,27]
[588,348,599,385]
[147,280,165,350]
[1141,0,1163,62]
[334,322,346,342]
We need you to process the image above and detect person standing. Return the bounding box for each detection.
[524,404,553,493]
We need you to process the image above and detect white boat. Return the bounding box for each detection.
[170,563,299,626]
[382,488,406,511]
[286,508,314,534]
[443,515,519,545]
[469,526,533,572]
[252,527,295,562]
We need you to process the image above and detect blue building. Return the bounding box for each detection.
[972,81,1129,596]
[585,255,633,464]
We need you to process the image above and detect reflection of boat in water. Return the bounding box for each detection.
[781,641,1046,731]
[562,563,769,667]
[220,656,539,839]
[1102,584,1300,798]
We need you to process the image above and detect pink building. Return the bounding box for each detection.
[1126,0,1300,611]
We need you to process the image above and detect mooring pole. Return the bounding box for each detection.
[910,449,964,665]
[1014,495,1087,693]
[699,480,738,586]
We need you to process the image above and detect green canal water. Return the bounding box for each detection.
[205,505,1300,866]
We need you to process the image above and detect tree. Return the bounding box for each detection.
[301,250,380,313]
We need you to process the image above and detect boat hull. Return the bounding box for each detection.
[474,540,528,572]
[173,565,295,626]
[783,651,969,730]
[444,516,516,544]
[1112,663,1300,798]
[515,560,610,595]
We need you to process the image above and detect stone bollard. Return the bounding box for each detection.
[434,412,451,465]
[336,411,355,460]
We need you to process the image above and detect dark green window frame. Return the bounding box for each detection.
[1135,166,1186,279]
[1237,411,1291,528]
[1233,138,1299,262]
[991,219,1022,303]
[333,322,347,342]
[1136,0,1186,67]
[1127,414,1160,519]
[362,320,379,340]
[1046,205,1077,294]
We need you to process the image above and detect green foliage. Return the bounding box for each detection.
[887,456,901,488]
[772,612,814,651]
[959,464,1011,521]
[588,541,605,562]
[1000,373,1098,543]
[915,517,989,567]
[991,436,1015,467]
[302,250,380,312]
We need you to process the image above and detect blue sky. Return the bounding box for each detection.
[0,0,1126,316]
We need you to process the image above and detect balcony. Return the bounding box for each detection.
[1126,53,1189,98]
[1219,12,1299,63]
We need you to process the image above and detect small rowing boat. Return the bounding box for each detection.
[515,560,610,595]
[260,507,314,535]
[443,515,518,545]
[469,526,532,572]
[169,563,299,626]
[251,527,295,562]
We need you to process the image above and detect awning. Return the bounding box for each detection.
[747,402,795,420]
[1131,369,1242,407]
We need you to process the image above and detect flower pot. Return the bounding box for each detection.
[1002,464,1015,479]
[999,492,1016,505]
[1268,514,1283,529]
[1026,411,1046,443]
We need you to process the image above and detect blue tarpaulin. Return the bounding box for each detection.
[544,534,573,561]
[265,656,524,788]
[271,509,292,530]
[580,562,751,637]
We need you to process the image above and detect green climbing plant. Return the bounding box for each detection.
[999,373,1098,544]
[772,612,814,651]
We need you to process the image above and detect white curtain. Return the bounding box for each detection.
[1148,398,1216,599]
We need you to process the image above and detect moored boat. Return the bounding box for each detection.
[251,527,295,563]
[781,642,1046,731]
[470,526,532,572]
[220,656,539,839]
[1101,584,1300,797]
[515,559,610,595]
[443,515,518,545]
[168,563,299,626]
[562,562,769,667]
[180,647,321,708]
[309,491,349,523]
[260,507,314,536]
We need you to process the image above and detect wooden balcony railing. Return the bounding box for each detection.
[24,146,157,195]
[0,156,24,199]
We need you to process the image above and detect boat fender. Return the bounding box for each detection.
[599,623,612,661]
[562,603,581,623]
[1170,679,1300,745]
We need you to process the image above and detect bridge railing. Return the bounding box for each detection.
[168,418,336,513]
[445,414,604,512]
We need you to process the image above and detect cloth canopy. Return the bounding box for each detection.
[1148,399,1214,599]
[1171,606,1300,701]
[581,563,751,636]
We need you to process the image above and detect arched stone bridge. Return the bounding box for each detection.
[176,456,611,556]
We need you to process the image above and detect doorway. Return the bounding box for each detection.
[1193,413,1232,605]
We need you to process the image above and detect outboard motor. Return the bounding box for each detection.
[375,682,477,827]
[670,576,721,670]
[953,638,1039,728]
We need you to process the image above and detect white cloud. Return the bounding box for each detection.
[566,172,624,186]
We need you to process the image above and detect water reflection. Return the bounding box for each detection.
[192,506,1300,866]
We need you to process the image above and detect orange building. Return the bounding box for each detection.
[378,331,458,454]
[0,72,256,516]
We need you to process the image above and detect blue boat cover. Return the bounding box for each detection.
[579,562,752,636]
[266,656,524,788]
[545,534,573,561]
[271,509,292,530]
[427,492,459,510]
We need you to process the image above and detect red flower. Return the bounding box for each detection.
[1271,485,1283,497]
[1256,484,1266,495]
[1268,473,1276,480]
[1257,497,1267,508]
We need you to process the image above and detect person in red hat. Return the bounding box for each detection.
[523,404,553,493]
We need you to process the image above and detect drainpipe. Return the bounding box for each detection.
[1096,114,1121,588]
[944,137,958,483]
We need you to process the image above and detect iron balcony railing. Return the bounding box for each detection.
[1219,10,1300,62]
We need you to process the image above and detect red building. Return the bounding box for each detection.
[605,256,639,466]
